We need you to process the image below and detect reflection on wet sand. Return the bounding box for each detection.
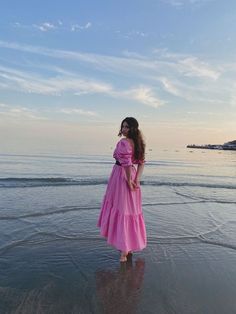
[96,256,145,314]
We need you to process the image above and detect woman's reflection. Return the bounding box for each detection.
[96,256,145,314]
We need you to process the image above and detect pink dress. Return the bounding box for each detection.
[97,138,147,252]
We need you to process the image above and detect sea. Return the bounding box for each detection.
[0,148,236,314]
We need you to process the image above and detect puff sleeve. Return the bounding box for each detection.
[115,139,133,167]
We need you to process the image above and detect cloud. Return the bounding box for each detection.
[154,75,228,104]
[124,86,165,108]
[152,49,220,80]
[163,0,185,6]
[60,108,98,116]
[187,111,222,116]
[0,65,113,96]
[13,22,23,28]
[12,21,91,33]
[0,41,98,66]
[122,50,147,60]
[0,103,8,108]
[0,64,166,108]
[116,30,148,40]
[33,22,57,32]
[0,40,221,82]
[179,57,220,80]
[159,77,181,96]
[126,30,148,38]
[0,106,47,120]
[13,21,58,32]
[71,22,92,32]
[163,0,214,7]
[0,40,231,109]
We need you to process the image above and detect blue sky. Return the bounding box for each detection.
[0,0,236,153]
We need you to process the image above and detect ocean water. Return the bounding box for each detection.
[0,148,236,314]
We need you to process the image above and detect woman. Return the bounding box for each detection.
[97,117,147,262]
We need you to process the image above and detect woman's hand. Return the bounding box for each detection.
[134,178,140,188]
[127,180,137,191]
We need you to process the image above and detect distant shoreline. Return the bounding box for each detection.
[187,140,236,151]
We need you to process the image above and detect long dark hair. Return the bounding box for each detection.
[118,117,145,161]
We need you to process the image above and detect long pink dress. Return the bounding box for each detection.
[97,138,147,252]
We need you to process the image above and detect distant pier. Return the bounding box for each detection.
[187,140,236,151]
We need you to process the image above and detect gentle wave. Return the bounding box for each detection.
[0,177,107,188]
[1,232,235,255]
[0,232,103,255]
[2,198,236,221]
[0,205,99,220]
[143,181,236,189]
[1,177,236,189]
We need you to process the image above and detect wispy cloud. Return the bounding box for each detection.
[179,57,219,80]
[0,65,113,96]
[187,111,223,116]
[33,22,56,32]
[60,108,98,116]
[122,50,148,60]
[0,103,8,108]
[123,86,165,108]
[13,20,92,33]
[0,64,164,108]
[116,30,148,40]
[13,22,23,28]
[125,30,148,39]
[71,22,92,32]
[153,49,221,80]
[0,40,233,109]
[0,102,99,121]
[159,77,181,96]
[0,40,221,81]
[163,0,214,7]
[0,106,47,120]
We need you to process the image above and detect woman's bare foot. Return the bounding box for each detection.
[120,252,128,262]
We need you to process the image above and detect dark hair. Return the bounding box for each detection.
[118,117,145,161]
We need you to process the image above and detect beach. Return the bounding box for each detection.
[0,149,236,313]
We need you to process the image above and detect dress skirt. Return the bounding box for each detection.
[97,163,147,252]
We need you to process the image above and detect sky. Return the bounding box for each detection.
[0,0,236,154]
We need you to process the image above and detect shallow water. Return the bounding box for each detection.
[0,149,236,313]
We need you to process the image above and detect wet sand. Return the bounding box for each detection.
[0,213,236,314]
[0,239,236,314]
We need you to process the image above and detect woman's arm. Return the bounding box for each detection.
[124,166,136,190]
[134,163,144,187]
